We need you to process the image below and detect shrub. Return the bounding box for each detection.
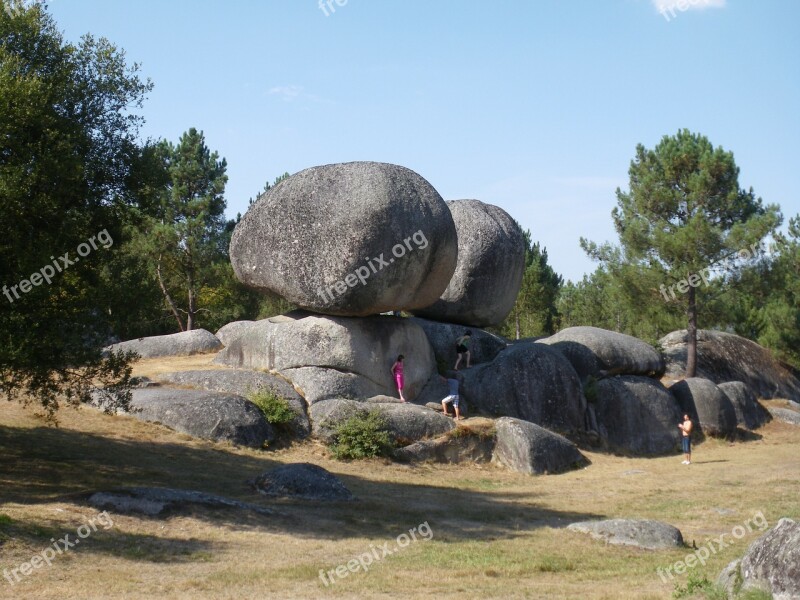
[248,388,295,430]
[329,410,393,460]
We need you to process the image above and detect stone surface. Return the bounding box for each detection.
[661,329,800,402]
[457,342,587,434]
[104,329,222,359]
[412,199,526,327]
[214,312,436,404]
[768,407,800,426]
[567,519,684,550]
[492,417,588,475]
[717,381,771,430]
[408,317,508,369]
[593,376,682,455]
[155,369,310,438]
[309,398,454,445]
[392,433,495,464]
[718,518,800,600]
[669,378,737,438]
[215,320,256,347]
[537,326,665,380]
[251,463,354,501]
[230,161,458,316]
[87,487,273,516]
[126,388,274,448]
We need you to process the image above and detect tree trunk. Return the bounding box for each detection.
[686,282,698,378]
[157,257,184,331]
[515,310,521,340]
[186,269,196,332]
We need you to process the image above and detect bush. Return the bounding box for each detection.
[248,388,295,430]
[329,410,393,460]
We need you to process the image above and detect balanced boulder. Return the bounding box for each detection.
[717,381,771,430]
[593,376,682,455]
[669,378,737,438]
[412,199,525,327]
[214,312,436,403]
[661,330,800,402]
[229,162,458,316]
[492,417,588,475]
[537,326,665,380]
[104,329,222,359]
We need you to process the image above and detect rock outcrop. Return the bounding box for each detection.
[251,463,354,501]
[104,329,222,359]
[215,320,256,347]
[669,378,737,438]
[492,417,588,475]
[409,317,507,369]
[717,381,771,430]
[412,199,525,327]
[567,519,684,550]
[230,161,458,316]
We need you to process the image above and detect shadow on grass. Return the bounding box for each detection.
[0,423,605,555]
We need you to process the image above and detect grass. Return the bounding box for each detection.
[1,356,798,599]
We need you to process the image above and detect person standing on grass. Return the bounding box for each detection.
[678,413,693,464]
[440,372,463,420]
[454,330,472,370]
[391,354,407,402]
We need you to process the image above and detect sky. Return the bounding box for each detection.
[45,0,800,283]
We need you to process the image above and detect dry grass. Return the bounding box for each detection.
[2,360,799,599]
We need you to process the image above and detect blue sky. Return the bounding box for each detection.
[47,0,800,282]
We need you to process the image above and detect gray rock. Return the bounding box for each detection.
[669,378,737,438]
[230,161,458,316]
[661,330,800,402]
[411,199,526,327]
[492,417,588,475]
[720,518,800,600]
[717,559,742,596]
[408,317,508,369]
[459,342,587,434]
[104,329,222,359]
[155,369,310,438]
[567,519,684,550]
[214,312,436,404]
[768,407,800,426]
[393,432,494,464]
[309,398,454,445]
[537,326,665,379]
[215,320,256,347]
[251,463,353,501]
[127,388,274,448]
[87,487,273,516]
[593,376,682,455]
[717,381,771,430]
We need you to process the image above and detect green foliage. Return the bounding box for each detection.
[247,388,294,429]
[0,514,12,526]
[0,4,146,418]
[671,574,716,599]
[329,410,393,460]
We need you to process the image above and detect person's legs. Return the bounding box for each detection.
[454,353,463,370]
[396,375,407,402]
[441,396,454,416]
[453,398,461,420]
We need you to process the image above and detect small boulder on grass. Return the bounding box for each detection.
[567,519,684,550]
[251,463,354,501]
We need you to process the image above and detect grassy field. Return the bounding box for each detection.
[1,357,798,599]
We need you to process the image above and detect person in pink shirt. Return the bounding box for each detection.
[391,354,407,402]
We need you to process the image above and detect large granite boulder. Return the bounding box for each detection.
[251,463,354,501]
[593,376,682,455]
[411,199,525,327]
[661,330,800,402]
[155,369,310,438]
[717,381,771,430]
[409,317,507,369]
[492,417,588,475]
[392,430,495,464]
[104,329,222,359]
[215,320,256,347]
[309,398,454,445]
[537,326,665,380]
[126,388,274,448]
[718,518,800,599]
[567,519,684,550]
[457,342,587,434]
[669,378,737,438]
[214,312,436,403]
[768,407,800,426]
[230,162,458,316]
